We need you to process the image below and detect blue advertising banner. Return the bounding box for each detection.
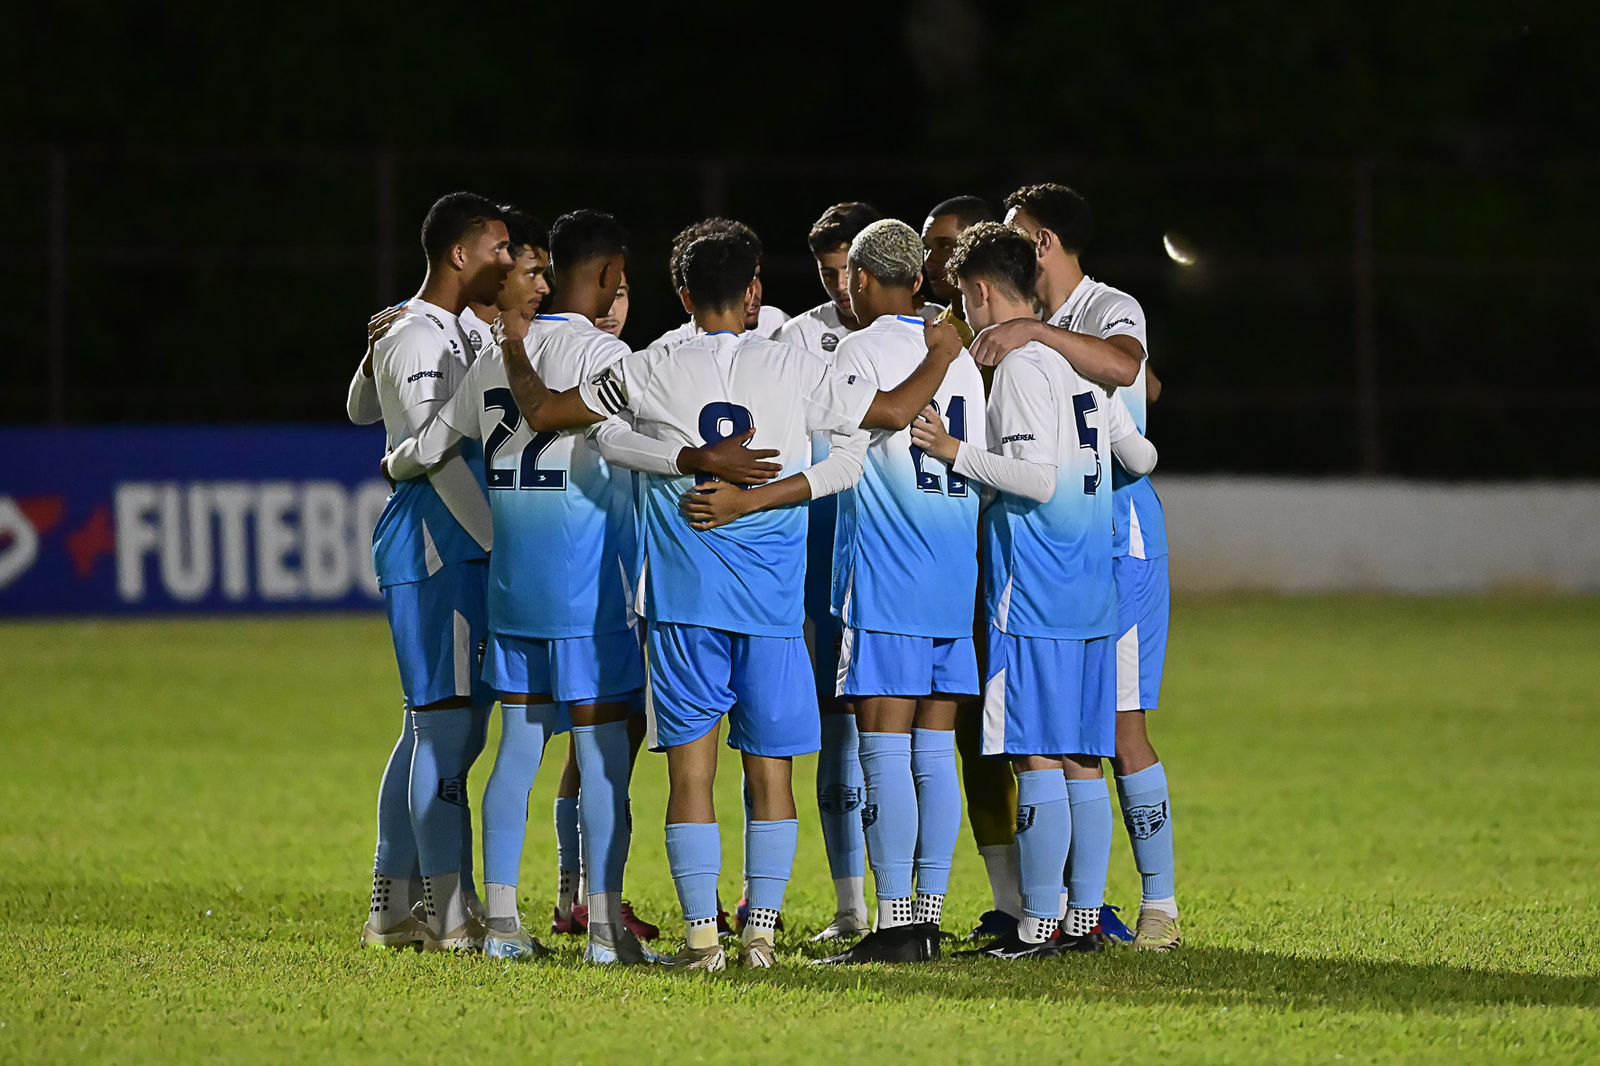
[2,428,392,616]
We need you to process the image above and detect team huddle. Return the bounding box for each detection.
[348,183,1180,969]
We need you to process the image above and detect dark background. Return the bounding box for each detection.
[5,1,1597,477]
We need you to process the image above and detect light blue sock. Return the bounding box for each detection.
[1116,762,1176,901]
[817,715,866,881]
[409,708,474,877]
[744,819,799,913]
[480,703,558,886]
[665,822,721,922]
[1065,777,1114,911]
[572,721,633,896]
[858,732,916,901]
[374,706,418,877]
[911,729,961,898]
[459,704,491,895]
[554,795,580,874]
[1015,770,1070,920]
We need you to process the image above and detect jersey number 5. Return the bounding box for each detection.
[910,396,969,497]
[1071,392,1102,496]
[697,401,755,486]
[483,386,567,491]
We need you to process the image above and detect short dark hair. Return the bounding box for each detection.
[420,192,503,263]
[807,202,882,256]
[548,210,627,281]
[681,232,758,313]
[947,221,1039,302]
[927,195,997,229]
[499,206,549,256]
[1004,183,1093,255]
[669,218,762,289]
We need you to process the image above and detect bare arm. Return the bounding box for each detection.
[1146,362,1162,405]
[679,473,813,531]
[503,332,607,432]
[859,319,964,430]
[970,318,1141,388]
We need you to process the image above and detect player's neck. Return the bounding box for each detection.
[693,307,746,334]
[415,270,467,316]
[466,301,497,323]
[860,293,917,323]
[989,296,1038,325]
[1038,257,1086,314]
[545,296,606,322]
[834,300,865,330]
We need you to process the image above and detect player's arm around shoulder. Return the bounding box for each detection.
[859,318,965,430]
[501,317,609,432]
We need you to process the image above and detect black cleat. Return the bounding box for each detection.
[817,923,939,965]
[965,909,1020,943]
[1053,931,1106,954]
[953,929,1063,960]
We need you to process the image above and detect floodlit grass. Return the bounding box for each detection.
[3,597,1597,1063]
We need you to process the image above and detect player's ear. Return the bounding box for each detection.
[449,242,469,272]
[1035,228,1054,260]
[677,285,694,314]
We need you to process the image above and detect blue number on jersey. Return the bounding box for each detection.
[911,396,969,497]
[696,401,754,486]
[1071,391,1101,495]
[483,386,567,491]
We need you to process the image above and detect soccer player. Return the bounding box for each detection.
[494,231,966,970]
[596,269,630,337]
[973,184,1180,950]
[814,220,987,965]
[383,211,779,963]
[912,222,1156,958]
[920,195,997,346]
[647,218,788,353]
[357,191,510,953]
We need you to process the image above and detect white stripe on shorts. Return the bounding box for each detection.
[1116,622,1141,712]
[981,665,1008,756]
[452,608,471,699]
[641,623,660,751]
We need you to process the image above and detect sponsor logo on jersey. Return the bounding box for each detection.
[406,369,445,383]
[1001,433,1036,444]
[821,332,840,352]
[1124,800,1168,840]
[1102,317,1137,333]
[424,313,445,330]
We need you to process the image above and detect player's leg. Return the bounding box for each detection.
[1110,554,1180,950]
[458,701,491,920]
[955,699,1021,940]
[551,741,583,934]
[910,635,979,933]
[363,702,423,948]
[650,623,735,971]
[738,752,798,969]
[813,614,868,937]
[1059,634,1118,953]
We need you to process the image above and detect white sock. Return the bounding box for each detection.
[1057,889,1070,920]
[1065,906,1098,938]
[686,916,719,950]
[555,868,579,917]
[422,872,470,935]
[588,891,621,929]
[1142,895,1179,918]
[742,907,780,943]
[979,844,1022,916]
[1018,914,1057,944]
[914,893,944,927]
[486,882,518,922]
[369,873,412,930]
[835,875,867,920]
[877,897,915,929]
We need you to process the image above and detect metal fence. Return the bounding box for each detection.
[6,147,1596,478]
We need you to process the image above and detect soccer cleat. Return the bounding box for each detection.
[1133,909,1182,952]
[621,900,660,941]
[420,919,485,954]
[809,910,870,943]
[964,909,1019,943]
[666,943,727,972]
[955,929,1063,961]
[716,908,733,936]
[360,914,425,950]
[1098,905,1136,945]
[734,897,783,934]
[586,922,664,965]
[551,905,588,936]
[483,923,553,961]
[738,936,779,969]
[817,923,939,965]
[1052,930,1107,954]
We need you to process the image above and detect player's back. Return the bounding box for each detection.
[983,341,1118,640]
[370,301,486,588]
[831,314,985,638]
[615,331,869,637]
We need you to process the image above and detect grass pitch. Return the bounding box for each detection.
[3,596,1598,1063]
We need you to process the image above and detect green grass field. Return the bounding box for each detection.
[3,596,1598,1063]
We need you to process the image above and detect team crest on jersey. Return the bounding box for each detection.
[436,775,468,807]
[821,332,840,352]
[860,803,878,829]
[468,329,484,351]
[1016,804,1037,833]
[424,313,445,330]
[1124,801,1168,840]
[818,783,862,814]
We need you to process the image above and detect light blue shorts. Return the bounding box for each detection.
[981,626,1115,758]
[1114,554,1170,713]
[836,628,980,699]
[382,560,491,709]
[482,628,644,705]
[644,623,821,757]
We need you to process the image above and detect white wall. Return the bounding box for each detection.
[1158,478,1600,594]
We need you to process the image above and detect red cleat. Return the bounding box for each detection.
[621,900,660,941]
[551,905,588,936]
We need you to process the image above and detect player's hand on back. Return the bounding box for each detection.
[969,317,1041,367]
[924,318,964,365]
[686,428,781,487]
[909,403,959,464]
[361,304,407,377]
[680,480,755,532]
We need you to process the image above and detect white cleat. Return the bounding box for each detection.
[738,935,778,969]
[483,923,552,961]
[810,911,870,943]
[586,922,664,965]
[360,914,425,950]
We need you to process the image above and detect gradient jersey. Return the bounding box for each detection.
[370,299,487,588]
[831,314,986,638]
[580,331,875,637]
[982,341,1137,640]
[1050,277,1167,560]
[426,314,636,639]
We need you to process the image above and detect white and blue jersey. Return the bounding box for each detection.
[580,331,875,637]
[1049,277,1167,561]
[831,314,986,638]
